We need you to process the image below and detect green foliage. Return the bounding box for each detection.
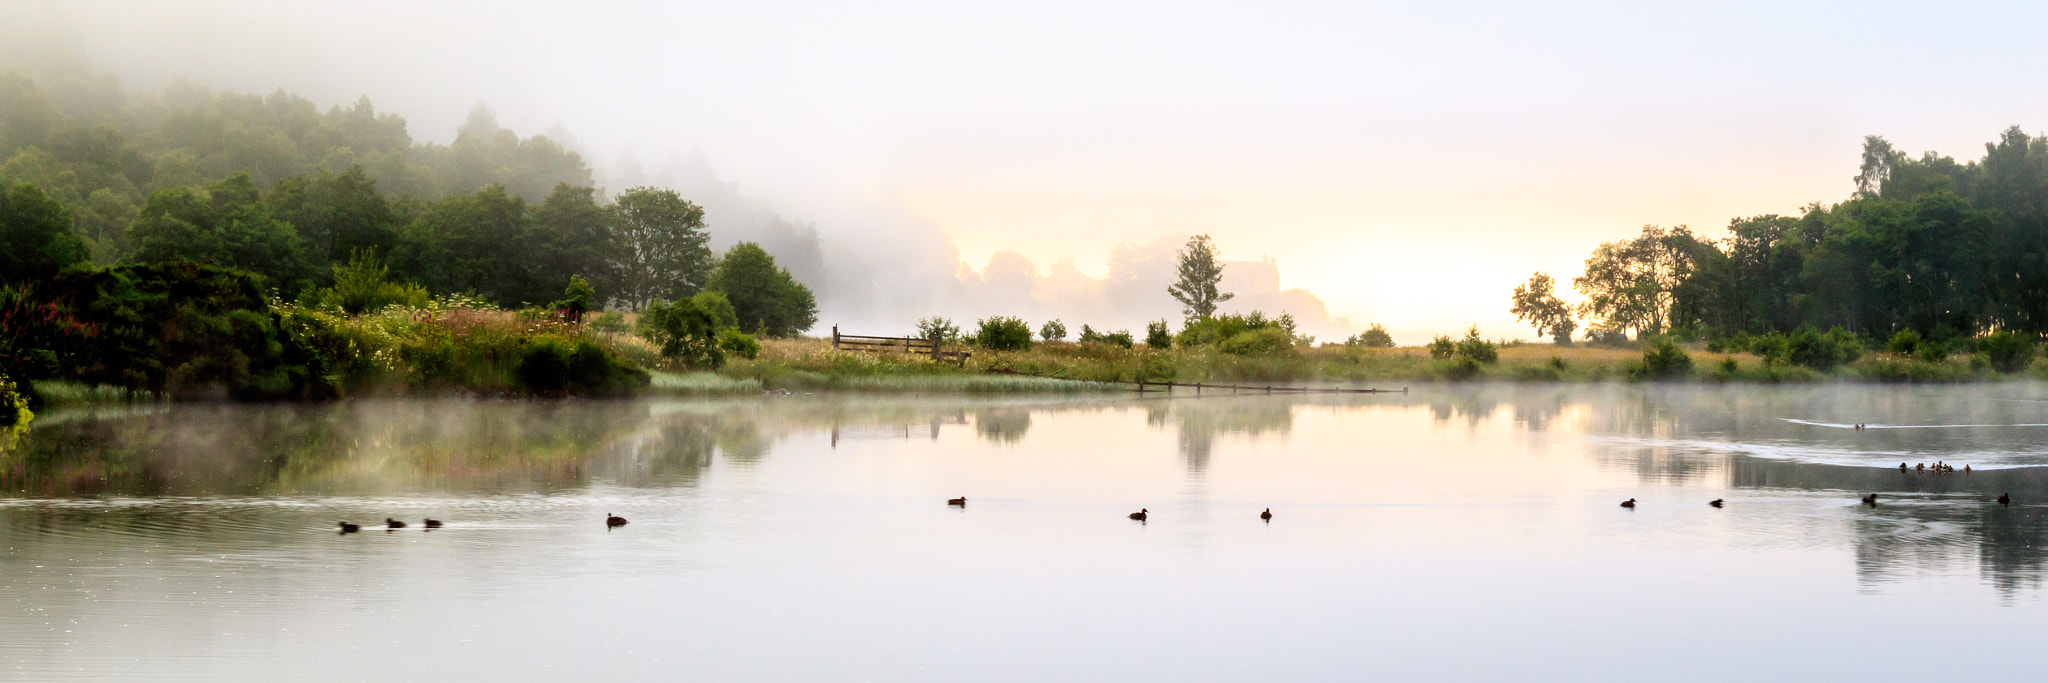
[640,296,725,369]
[1345,323,1395,348]
[1167,234,1233,321]
[1886,329,1924,355]
[1575,225,1704,338]
[1428,335,1456,359]
[516,337,649,395]
[1978,330,2036,373]
[690,291,738,330]
[611,186,710,309]
[1634,339,1694,380]
[973,316,1034,351]
[1786,327,1863,370]
[1510,272,1577,345]
[0,182,88,283]
[1456,326,1499,364]
[556,275,595,321]
[314,250,430,314]
[126,173,318,299]
[1145,319,1173,349]
[718,329,761,360]
[1039,319,1067,342]
[1218,327,1292,356]
[917,316,961,344]
[710,242,816,337]
[1175,311,1300,352]
[39,261,319,398]
[1078,324,1134,348]
[0,373,29,436]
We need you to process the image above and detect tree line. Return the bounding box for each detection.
[1516,128,2048,347]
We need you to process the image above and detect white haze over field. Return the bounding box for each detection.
[10,0,2048,342]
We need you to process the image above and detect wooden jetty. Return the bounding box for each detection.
[1108,378,1404,395]
[832,325,971,365]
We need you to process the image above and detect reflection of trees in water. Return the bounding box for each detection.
[1149,398,1295,473]
[973,407,1032,445]
[1727,456,2048,596]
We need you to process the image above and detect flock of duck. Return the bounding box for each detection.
[1620,491,2015,509]
[335,513,626,533]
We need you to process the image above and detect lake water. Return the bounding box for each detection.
[7,384,2048,681]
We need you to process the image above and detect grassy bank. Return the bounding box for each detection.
[708,337,2032,387]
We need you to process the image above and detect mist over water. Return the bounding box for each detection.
[8,385,2048,680]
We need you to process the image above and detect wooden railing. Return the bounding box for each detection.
[832,325,971,365]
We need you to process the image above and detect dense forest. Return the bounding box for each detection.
[0,67,817,420]
[1518,130,2048,351]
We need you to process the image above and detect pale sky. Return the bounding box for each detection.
[16,0,2048,340]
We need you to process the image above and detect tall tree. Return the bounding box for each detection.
[125,173,316,298]
[611,187,710,310]
[1509,272,1576,344]
[710,242,817,337]
[1167,234,1232,321]
[1573,225,1700,338]
[0,183,88,283]
[267,166,397,268]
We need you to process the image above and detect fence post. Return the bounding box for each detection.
[832,325,840,350]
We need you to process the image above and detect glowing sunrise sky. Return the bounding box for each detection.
[14,0,2048,339]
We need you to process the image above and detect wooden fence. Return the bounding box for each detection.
[832,325,971,364]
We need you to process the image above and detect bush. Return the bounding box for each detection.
[1918,342,1948,363]
[691,291,739,331]
[1455,326,1498,364]
[1145,320,1173,349]
[973,316,1033,351]
[518,337,650,395]
[1886,329,1923,355]
[917,316,961,344]
[641,296,725,369]
[590,311,628,334]
[1979,330,2036,373]
[1078,325,1135,348]
[0,373,30,434]
[1219,327,1293,356]
[1635,339,1693,380]
[1786,327,1862,370]
[1175,311,1303,350]
[314,251,431,315]
[718,329,761,360]
[1346,323,1395,348]
[1428,335,1456,359]
[1039,319,1067,342]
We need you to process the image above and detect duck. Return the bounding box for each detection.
[1899,463,1909,473]
[423,518,443,528]
[947,497,967,507]
[337,521,361,534]
[1128,508,1148,522]
[1963,465,1972,475]
[1259,508,1273,521]
[1862,493,1878,506]
[385,518,407,529]
[606,513,629,527]
[1619,498,1636,509]
[1997,493,2011,507]
[1709,499,1724,508]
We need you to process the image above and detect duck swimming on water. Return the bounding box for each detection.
[947,497,967,507]
[423,518,442,528]
[1862,494,1878,506]
[1619,498,1636,509]
[337,521,361,533]
[1128,508,1148,522]
[385,518,407,529]
[1709,499,1724,508]
[1998,493,2012,507]
[606,513,629,527]
[1260,508,1273,521]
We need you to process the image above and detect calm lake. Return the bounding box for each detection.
[7,384,2048,681]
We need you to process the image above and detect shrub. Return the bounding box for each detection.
[718,329,761,360]
[1218,327,1293,356]
[1078,324,1134,348]
[315,251,431,315]
[1145,320,1173,349]
[973,316,1033,351]
[916,316,961,344]
[1786,327,1862,370]
[1917,342,1948,363]
[1039,319,1067,342]
[1635,339,1693,380]
[518,337,650,395]
[1428,335,1456,359]
[0,374,30,435]
[1455,326,1498,364]
[1886,329,1923,356]
[555,275,595,322]
[1175,311,1303,350]
[517,338,572,392]
[641,296,725,369]
[1346,323,1395,348]
[1979,330,2037,373]
[690,291,739,331]
[591,311,628,334]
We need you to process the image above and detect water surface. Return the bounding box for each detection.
[7,384,2048,681]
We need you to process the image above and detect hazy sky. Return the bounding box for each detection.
[17,0,2048,339]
